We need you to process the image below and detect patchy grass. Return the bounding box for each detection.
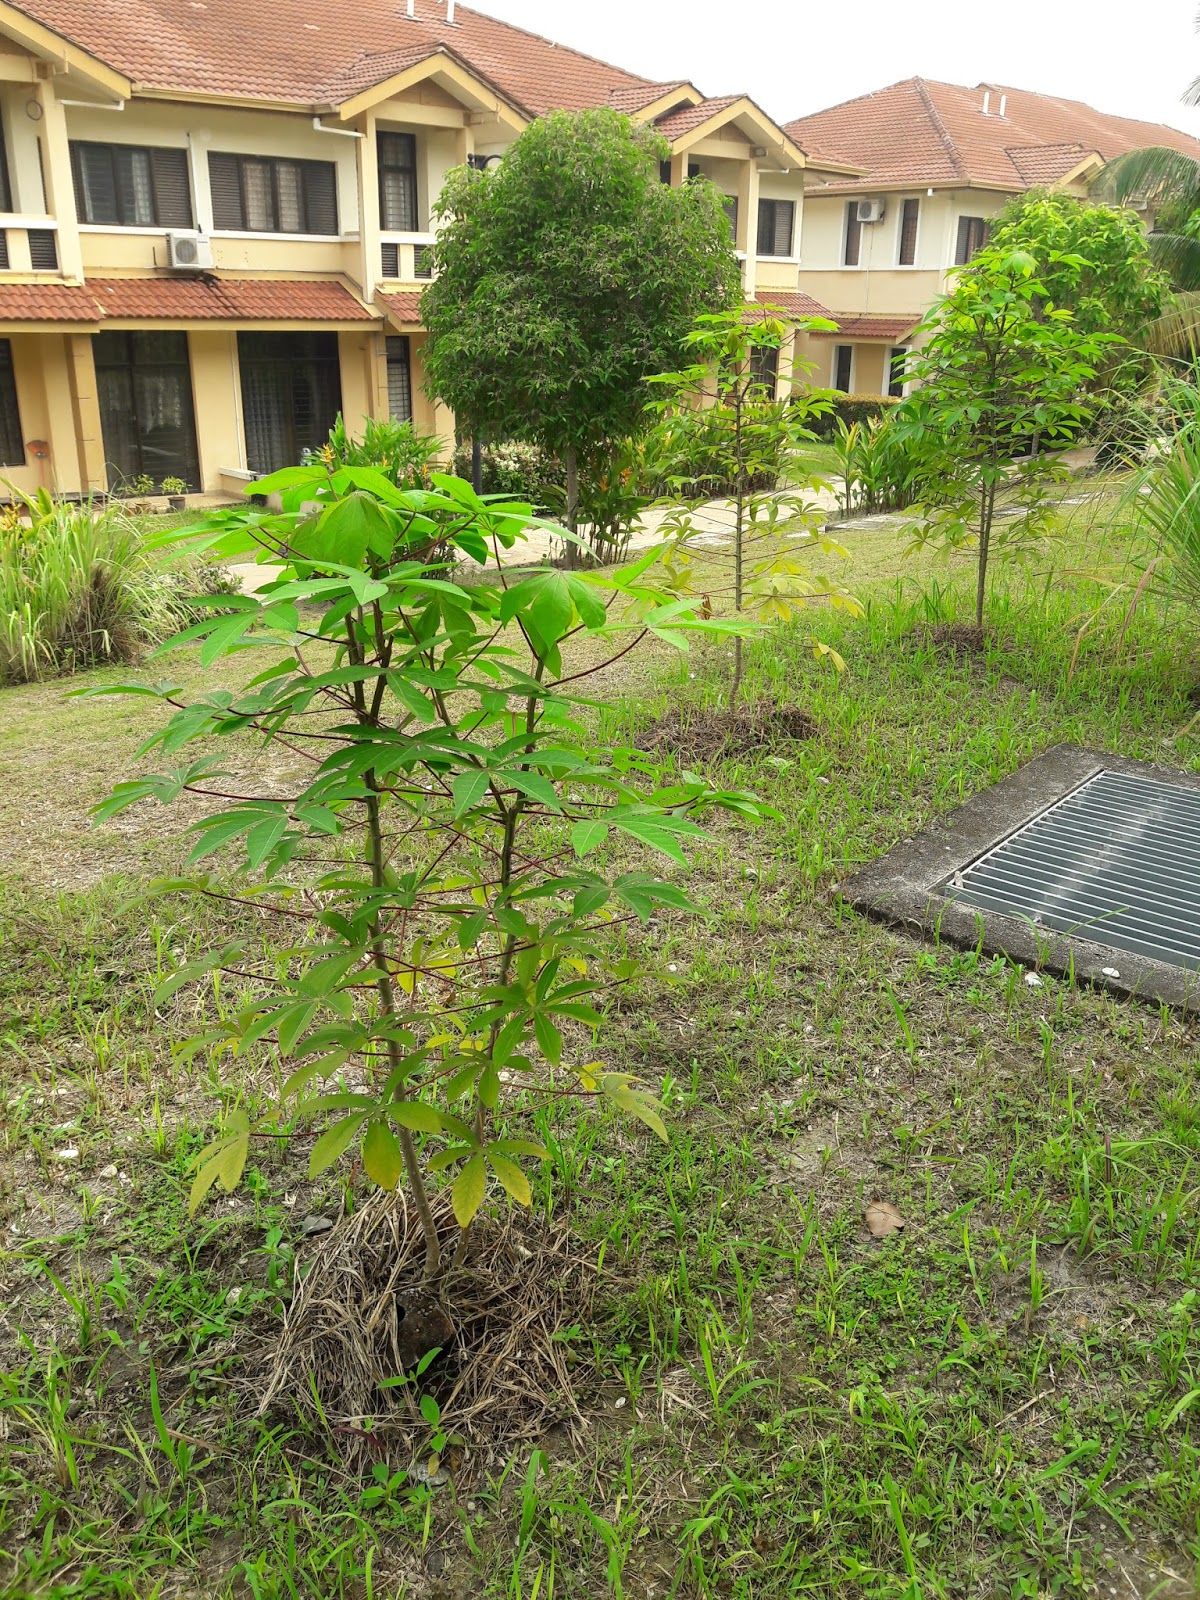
[2,482,1200,1598]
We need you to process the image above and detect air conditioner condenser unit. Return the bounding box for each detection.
[166,231,213,270]
[855,199,886,224]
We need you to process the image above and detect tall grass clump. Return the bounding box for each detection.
[1127,373,1200,609]
[0,489,183,686]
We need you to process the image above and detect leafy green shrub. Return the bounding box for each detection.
[0,488,185,685]
[828,416,929,518]
[89,464,768,1273]
[646,401,786,497]
[803,392,901,440]
[449,439,564,506]
[316,415,442,488]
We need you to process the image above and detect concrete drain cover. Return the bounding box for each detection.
[842,745,1200,1009]
[946,769,1200,973]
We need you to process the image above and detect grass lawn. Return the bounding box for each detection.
[2,481,1200,1599]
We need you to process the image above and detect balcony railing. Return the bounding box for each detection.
[380,232,436,283]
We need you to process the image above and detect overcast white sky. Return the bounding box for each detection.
[475,0,1200,135]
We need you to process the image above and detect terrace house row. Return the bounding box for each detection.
[0,0,1198,501]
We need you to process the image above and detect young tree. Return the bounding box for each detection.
[987,189,1165,379]
[895,247,1113,629]
[649,308,860,708]
[86,467,767,1282]
[422,109,740,556]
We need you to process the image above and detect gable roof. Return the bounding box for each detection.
[785,77,1200,192]
[7,0,656,113]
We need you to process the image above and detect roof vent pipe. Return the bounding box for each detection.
[447,0,455,18]
[998,94,1007,117]
[981,90,990,115]
[406,0,414,15]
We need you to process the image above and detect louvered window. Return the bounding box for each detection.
[888,346,908,399]
[380,241,400,279]
[70,143,192,228]
[898,197,920,265]
[95,330,199,490]
[27,229,57,270]
[844,201,862,266]
[756,198,794,257]
[0,339,23,466]
[722,196,738,239]
[378,131,418,232]
[238,331,342,474]
[209,153,338,235]
[386,335,412,423]
[955,215,988,265]
[414,244,433,280]
[0,234,9,271]
[748,342,779,400]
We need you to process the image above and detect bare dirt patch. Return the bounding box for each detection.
[638,698,817,761]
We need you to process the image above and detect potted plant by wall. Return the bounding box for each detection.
[160,477,188,512]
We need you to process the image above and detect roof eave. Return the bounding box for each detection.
[668,96,807,168]
[0,0,131,96]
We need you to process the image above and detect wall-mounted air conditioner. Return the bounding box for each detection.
[855,199,886,224]
[166,231,213,271]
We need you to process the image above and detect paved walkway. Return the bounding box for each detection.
[227,486,843,594]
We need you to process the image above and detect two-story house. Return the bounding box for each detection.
[784,77,1200,397]
[0,0,840,502]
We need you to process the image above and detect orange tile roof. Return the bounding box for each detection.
[0,283,102,322]
[378,290,425,325]
[607,82,693,114]
[787,77,1200,191]
[15,0,656,114]
[811,315,920,340]
[750,292,834,321]
[0,277,373,323]
[91,276,374,320]
[655,95,742,141]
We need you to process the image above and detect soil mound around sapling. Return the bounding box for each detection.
[243,1189,595,1471]
[920,622,987,657]
[638,698,817,761]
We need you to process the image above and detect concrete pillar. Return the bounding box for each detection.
[35,81,84,283]
[189,328,245,489]
[64,333,105,493]
[739,159,760,299]
[356,111,379,300]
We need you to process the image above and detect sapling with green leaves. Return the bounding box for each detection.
[85,465,769,1279]
[893,246,1115,629]
[648,308,861,707]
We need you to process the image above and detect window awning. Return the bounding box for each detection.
[0,276,376,326]
[377,289,424,329]
[811,315,919,341]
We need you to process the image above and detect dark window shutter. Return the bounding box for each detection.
[378,130,417,231]
[888,347,908,398]
[414,244,433,279]
[955,215,987,265]
[844,202,861,266]
[756,199,771,256]
[0,339,23,467]
[0,232,9,270]
[386,335,412,422]
[380,241,399,278]
[150,148,192,228]
[899,197,919,265]
[28,229,57,270]
[209,152,245,230]
[834,344,853,392]
[773,200,794,256]
[302,161,337,235]
[72,143,119,225]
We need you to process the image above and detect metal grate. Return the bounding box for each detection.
[946,769,1200,972]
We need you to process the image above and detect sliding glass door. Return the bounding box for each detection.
[237,331,342,474]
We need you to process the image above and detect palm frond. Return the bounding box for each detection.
[1144,291,1200,355]
[1147,230,1200,291]
[1092,146,1200,209]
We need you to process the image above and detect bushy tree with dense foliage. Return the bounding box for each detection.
[421,109,740,547]
[988,189,1165,380]
[895,246,1113,628]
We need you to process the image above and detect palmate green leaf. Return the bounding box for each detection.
[571,820,609,857]
[309,1113,367,1177]
[452,769,490,818]
[501,769,562,811]
[363,1120,403,1190]
[487,1151,532,1206]
[452,1152,487,1227]
[387,1100,443,1134]
[187,1110,251,1216]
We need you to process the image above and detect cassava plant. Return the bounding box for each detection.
[648,308,862,707]
[85,465,768,1278]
